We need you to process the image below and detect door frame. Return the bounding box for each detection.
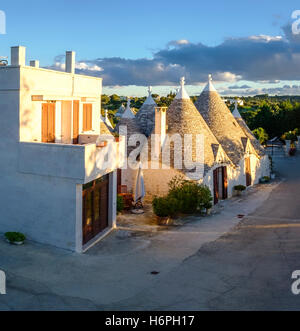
[213,166,228,205]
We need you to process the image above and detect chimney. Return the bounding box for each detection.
[154,107,167,146]
[11,46,26,66]
[65,51,75,74]
[30,60,39,68]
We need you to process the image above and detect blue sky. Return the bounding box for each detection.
[1,0,300,96]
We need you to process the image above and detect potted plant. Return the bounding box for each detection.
[97,140,108,148]
[204,202,213,215]
[282,131,297,156]
[5,232,26,245]
[259,176,270,184]
[233,185,246,196]
[113,132,120,142]
[117,194,124,214]
[295,129,300,150]
[289,143,297,156]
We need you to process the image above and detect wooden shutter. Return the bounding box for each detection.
[42,103,55,143]
[73,101,79,144]
[83,104,92,131]
[42,104,48,143]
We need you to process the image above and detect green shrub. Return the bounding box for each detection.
[117,195,124,213]
[168,176,213,214]
[234,185,246,191]
[152,196,178,217]
[5,232,26,242]
[152,176,213,217]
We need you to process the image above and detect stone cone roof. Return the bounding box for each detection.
[115,117,142,136]
[166,81,231,176]
[115,104,125,117]
[232,104,265,156]
[115,99,142,155]
[136,87,157,137]
[100,118,113,136]
[194,76,248,166]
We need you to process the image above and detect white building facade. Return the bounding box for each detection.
[0,46,123,252]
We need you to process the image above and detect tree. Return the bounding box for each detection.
[252,127,269,144]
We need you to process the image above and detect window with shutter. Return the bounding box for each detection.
[83,104,92,131]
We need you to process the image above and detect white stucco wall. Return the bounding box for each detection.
[18,66,102,144]
[0,64,119,252]
[124,152,270,204]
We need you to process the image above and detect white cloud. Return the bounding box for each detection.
[167,39,190,48]
[248,35,283,42]
[213,72,242,83]
[75,62,103,72]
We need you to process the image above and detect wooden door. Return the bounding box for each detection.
[245,157,252,187]
[213,169,219,205]
[82,176,109,245]
[222,166,228,199]
[83,104,92,132]
[73,101,79,144]
[42,103,55,143]
[82,190,94,244]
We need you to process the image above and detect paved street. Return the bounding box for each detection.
[0,155,300,310]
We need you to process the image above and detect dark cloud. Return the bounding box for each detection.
[220,84,300,96]
[48,24,300,87]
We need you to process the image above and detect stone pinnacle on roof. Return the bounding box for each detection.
[115,97,141,139]
[144,86,156,105]
[232,100,242,118]
[202,74,217,93]
[175,77,190,100]
[122,97,135,119]
[136,86,157,137]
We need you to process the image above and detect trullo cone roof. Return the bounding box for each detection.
[194,75,249,166]
[166,77,231,176]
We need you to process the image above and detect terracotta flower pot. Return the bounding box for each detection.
[97,141,107,148]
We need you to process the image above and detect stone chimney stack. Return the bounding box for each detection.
[11,46,26,66]
[30,60,39,68]
[65,51,75,74]
[154,107,167,146]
